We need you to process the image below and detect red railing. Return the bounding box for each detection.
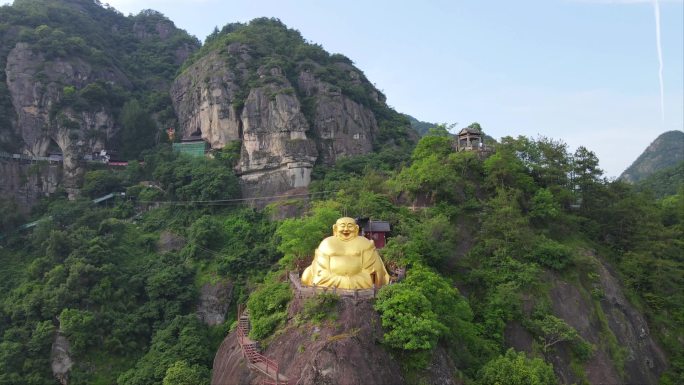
[235,304,287,383]
[262,379,292,385]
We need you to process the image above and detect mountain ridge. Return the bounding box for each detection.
[619,130,684,184]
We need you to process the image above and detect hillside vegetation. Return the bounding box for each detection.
[620,130,684,184]
[0,0,199,157]
[0,1,681,384]
[1,129,682,384]
[634,160,684,198]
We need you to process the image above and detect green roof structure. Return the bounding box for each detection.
[172,140,207,158]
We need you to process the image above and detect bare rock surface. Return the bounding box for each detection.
[418,345,461,385]
[542,258,667,384]
[197,281,234,326]
[157,231,187,253]
[595,262,667,383]
[51,332,73,385]
[5,42,128,188]
[297,69,376,165]
[0,160,61,213]
[170,49,245,149]
[170,44,385,200]
[211,296,406,385]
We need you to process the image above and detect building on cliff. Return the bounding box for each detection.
[356,217,390,249]
[172,137,209,158]
[455,127,483,151]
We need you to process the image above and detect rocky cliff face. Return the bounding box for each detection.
[197,281,234,326]
[296,64,378,165]
[0,1,200,202]
[171,35,389,198]
[170,46,247,149]
[504,255,667,384]
[5,42,128,187]
[0,159,62,213]
[171,48,323,198]
[51,329,73,385]
[211,296,411,385]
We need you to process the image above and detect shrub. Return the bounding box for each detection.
[374,284,445,351]
[299,293,339,324]
[529,237,573,270]
[477,349,557,385]
[81,170,123,198]
[247,278,292,340]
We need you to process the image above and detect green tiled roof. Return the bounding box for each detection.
[172,141,207,157]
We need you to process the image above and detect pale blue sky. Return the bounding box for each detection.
[3,0,683,177]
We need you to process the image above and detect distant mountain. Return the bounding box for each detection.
[634,160,684,198]
[619,130,684,183]
[403,114,438,136]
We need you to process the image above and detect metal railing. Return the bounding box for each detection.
[235,304,289,384]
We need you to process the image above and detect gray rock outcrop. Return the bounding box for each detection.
[505,255,668,384]
[157,230,187,253]
[211,296,407,385]
[170,47,246,149]
[51,332,73,385]
[5,42,128,186]
[0,5,200,206]
[297,65,377,165]
[197,281,234,326]
[171,46,385,200]
[0,159,62,213]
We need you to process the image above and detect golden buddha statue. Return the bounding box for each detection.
[301,217,390,290]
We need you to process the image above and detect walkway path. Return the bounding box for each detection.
[235,305,290,385]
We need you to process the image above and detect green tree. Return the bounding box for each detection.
[374,284,445,351]
[275,202,341,268]
[81,169,123,198]
[529,315,582,352]
[119,99,158,160]
[59,308,97,355]
[397,214,457,268]
[528,188,560,227]
[480,189,532,258]
[410,126,452,161]
[162,360,209,385]
[499,136,570,190]
[483,149,534,193]
[246,277,292,340]
[0,198,24,234]
[572,146,603,207]
[185,215,223,259]
[477,349,557,385]
[528,236,573,271]
[118,315,212,385]
[153,155,240,202]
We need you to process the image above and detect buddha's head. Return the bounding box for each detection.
[333,217,359,241]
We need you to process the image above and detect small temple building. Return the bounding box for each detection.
[172,134,208,158]
[456,126,483,151]
[356,217,390,249]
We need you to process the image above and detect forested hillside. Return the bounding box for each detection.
[1,130,682,384]
[0,1,681,385]
[404,114,439,136]
[634,160,684,198]
[620,130,684,184]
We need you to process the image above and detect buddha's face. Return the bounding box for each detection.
[333,217,359,241]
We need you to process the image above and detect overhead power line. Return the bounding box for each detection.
[135,190,337,205]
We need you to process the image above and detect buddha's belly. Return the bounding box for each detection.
[329,255,363,276]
